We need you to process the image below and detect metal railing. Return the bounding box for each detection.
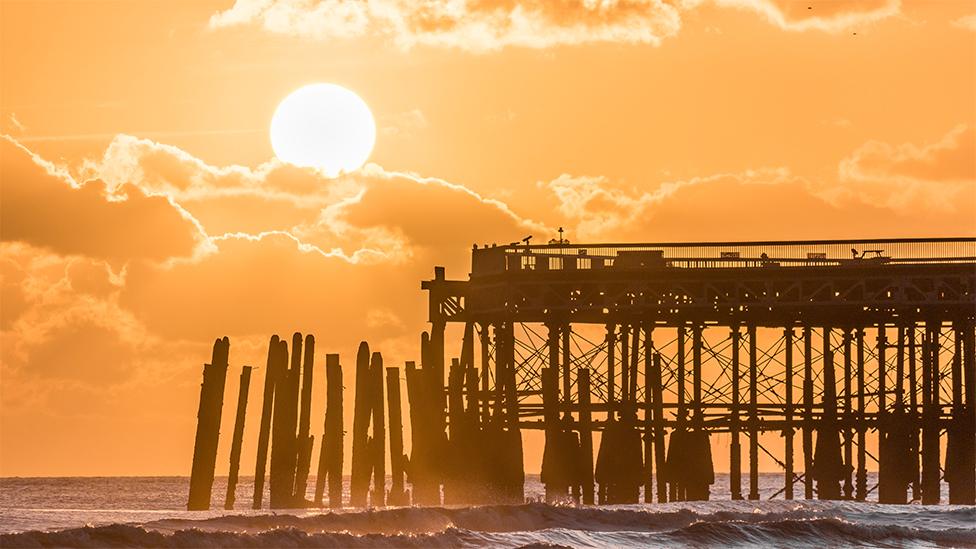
[470,237,976,276]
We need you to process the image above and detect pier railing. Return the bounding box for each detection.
[471,237,976,276]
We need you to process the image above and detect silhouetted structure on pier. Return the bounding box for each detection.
[188,237,975,510]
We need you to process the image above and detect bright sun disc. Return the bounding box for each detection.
[270,83,376,176]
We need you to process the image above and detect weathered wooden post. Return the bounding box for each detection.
[293,335,315,505]
[225,365,252,510]
[387,366,409,505]
[370,351,386,507]
[188,337,230,511]
[253,336,280,509]
[269,336,299,508]
[314,354,344,508]
[350,342,372,507]
[445,357,465,504]
[540,365,565,502]
[405,358,437,504]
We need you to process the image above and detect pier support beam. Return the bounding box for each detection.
[785,327,794,500]
[730,326,742,500]
[748,325,759,501]
[803,326,814,500]
[921,321,941,504]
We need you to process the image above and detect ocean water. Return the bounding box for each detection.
[1,474,974,548]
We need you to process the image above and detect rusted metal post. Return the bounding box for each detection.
[188,337,230,511]
[225,365,252,510]
[803,326,813,500]
[579,367,595,504]
[730,325,742,500]
[946,322,974,504]
[785,327,794,500]
[921,321,941,504]
[855,328,867,501]
[748,324,759,500]
[621,323,630,404]
[607,323,616,415]
[651,352,667,503]
[843,329,853,500]
[642,324,653,504]
[909,326,920,502]
[562,323,572,409]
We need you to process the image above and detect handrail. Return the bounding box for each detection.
[470,237,976,276]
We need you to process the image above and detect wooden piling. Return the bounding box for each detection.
[269,336,298,509]
[370,351,386,507]
[350,341,372,507]
[314,354,343,508]
[253,336,280,509]
[293,335,315,505]
[405,359,437,504]
[225,365,252,510]
[387,366,409,505]
[188,337,230,511]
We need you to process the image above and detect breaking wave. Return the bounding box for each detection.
[3,503,974,548]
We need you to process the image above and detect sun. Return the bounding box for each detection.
[270,83,376,177]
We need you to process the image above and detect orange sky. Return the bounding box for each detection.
[1,0,974,477]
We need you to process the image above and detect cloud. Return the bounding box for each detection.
[0,137,209,263]
[542,163,974,243]
[208,0,901,51]
[381,108,429,137]
[715,0,900,32]
[836,125,975,212]
[952,14,976,31]
[210,0,686,51]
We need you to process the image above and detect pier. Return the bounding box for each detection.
[188,237,976,508]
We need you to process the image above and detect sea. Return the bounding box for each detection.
[1,474,974,548]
